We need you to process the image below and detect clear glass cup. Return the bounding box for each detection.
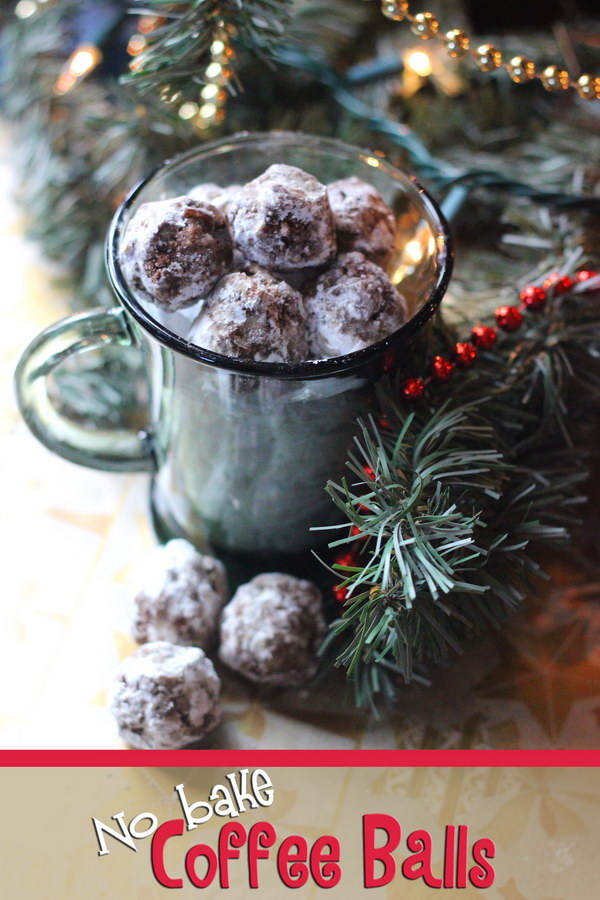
[15,132,452,576]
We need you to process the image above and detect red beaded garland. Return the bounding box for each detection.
[401,377,426,400]
[350,525,367,540]
[543,272,574,294]
[576,269,598,283]
[471,325,497,348]
[495,305,523,331]
[519,284,547,309]
[430,355,454,382]
[363,465,376,481]
[454,341,477,367]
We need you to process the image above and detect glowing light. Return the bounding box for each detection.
[179,102,199,119]
[365,156,381,168]
[205,62,222,79]
[406,50,432,77]
[201,83,219,100]
[405,239,423,263]
[211,39,226,55]
[199,102,218,120]
[15,1,37,18]
[127,34,146,56]
[139,15,163,34]
[54,44,102,94]
[69,45,102,76]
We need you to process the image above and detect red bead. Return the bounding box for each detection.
[401,377,426,400]
[350,525,367,540]
[454,341,477,367]
[363,465,376,481]
[333,584,349,603]
[377,416,391,430]
[471,325,497,349]
[495,305,523,331]
[429,355,454,382]
[383,350,396,373]
[576,269,599,283]
[519,284,547,309]
[543,272,574,294]
[335,551,358,568]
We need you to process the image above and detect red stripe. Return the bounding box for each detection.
[0,749,599,767]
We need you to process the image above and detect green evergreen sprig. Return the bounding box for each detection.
[126,0,294,93]
[321,275,599,711]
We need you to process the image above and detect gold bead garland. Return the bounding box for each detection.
[381,1,599,99]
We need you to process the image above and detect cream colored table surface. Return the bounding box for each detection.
[2,146,600,750]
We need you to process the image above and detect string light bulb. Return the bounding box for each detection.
[54,44,102,95]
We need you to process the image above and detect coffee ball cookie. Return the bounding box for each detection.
[131,539,228,650]
[109,641,221,749]
[228,164,336,270]
[120,195,233,310]
[305,252,408,358]
[190,265,309,363]
[189,182,241,214]
[327,176,395,266]
[219,573,326,687]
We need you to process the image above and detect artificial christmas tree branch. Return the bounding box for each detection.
[321,265,600,710]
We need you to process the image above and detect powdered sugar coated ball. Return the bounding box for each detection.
[327,176,395,266]
[131,539,228,649]
[219,573,326,687]
[305,252,408,358]
[229,164,337,270]
[120,195,233,310]
[109,641,221,749]
[188,182,241,214]
[190,265,309,362]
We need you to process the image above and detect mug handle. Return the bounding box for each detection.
[14,306,154,472]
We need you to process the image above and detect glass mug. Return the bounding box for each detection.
[15,132,452,576]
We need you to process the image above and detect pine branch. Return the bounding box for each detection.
[126,0,294,93]
[321,272,600,710]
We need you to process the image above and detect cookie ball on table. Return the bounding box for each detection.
[305,252,408,359]
[219,573,326,687]
[120,196,233,311]
[190,265,309,363]
[131,539,228,650]
[327,176,396,267]
[109,641,221,749]
[229,164,337,270]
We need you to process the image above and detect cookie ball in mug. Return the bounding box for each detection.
[305,252,408,358]
[188,182,241,215]
[131,539,228,650]
[327,176,396,267]
[219,573,326,687]
[190,265,309,363]
[120,196,233,310]
[228,164,337,270]
[109,641,221,749]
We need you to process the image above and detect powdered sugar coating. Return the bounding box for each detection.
[188,182,241,214]
[327,176,395,266]
[229,164,337,270]
[109,641,221,749]
[120,195,233,310]
[219,573,326,687]
[190,265,309,362]
[131,539,228,649]
[305,252,408,358]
